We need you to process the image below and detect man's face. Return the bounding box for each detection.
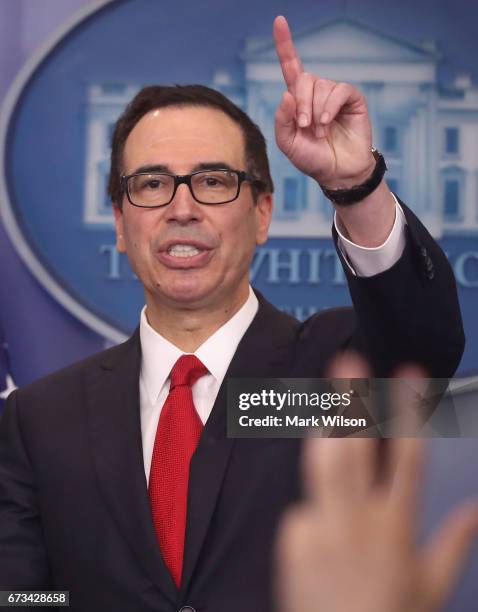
[114,105,272,313]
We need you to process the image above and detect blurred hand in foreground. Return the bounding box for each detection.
[275,353,478,612]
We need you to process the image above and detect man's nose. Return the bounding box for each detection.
[164,183,202,223]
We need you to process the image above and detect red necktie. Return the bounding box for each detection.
[148,354,207,588]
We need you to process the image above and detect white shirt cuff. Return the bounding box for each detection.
[334,195,407,277]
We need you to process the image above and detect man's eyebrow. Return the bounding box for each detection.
[128,164,171,175]
[127,162,237,176]
[190,162,236,173]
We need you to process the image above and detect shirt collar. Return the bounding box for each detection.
[139,287,259,404]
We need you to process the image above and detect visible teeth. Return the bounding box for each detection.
[168,244,202,257]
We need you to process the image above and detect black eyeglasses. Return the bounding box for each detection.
[121,169,265,208]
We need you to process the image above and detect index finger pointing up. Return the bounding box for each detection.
[273,15,304,92]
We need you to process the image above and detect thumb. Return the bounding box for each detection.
[275,90,296,155]
[420,499,478,610]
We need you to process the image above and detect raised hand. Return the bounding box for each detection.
[275,354,478,612]
[273,15,375,190]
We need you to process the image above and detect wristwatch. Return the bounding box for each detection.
[320,148,387,206]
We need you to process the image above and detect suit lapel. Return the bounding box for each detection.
[180,292,299,596]
[85,330,178,605]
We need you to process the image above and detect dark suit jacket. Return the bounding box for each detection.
[0,205,464,611]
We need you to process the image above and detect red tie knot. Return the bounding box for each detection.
[169,354,208,390]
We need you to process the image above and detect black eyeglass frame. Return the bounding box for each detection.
[120,168,266,208]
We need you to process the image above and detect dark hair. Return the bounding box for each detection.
[108,84,274,208]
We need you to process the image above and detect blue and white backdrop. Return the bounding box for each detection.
[0,1,477,607]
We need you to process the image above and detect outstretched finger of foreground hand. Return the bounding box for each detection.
[421,499,478,610]
[302,435,377,517]
[388,366,428,522]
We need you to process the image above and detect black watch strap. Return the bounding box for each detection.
[320,149,387,206]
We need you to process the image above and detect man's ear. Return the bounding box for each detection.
[113,203,126,253]
[255,193,273,245]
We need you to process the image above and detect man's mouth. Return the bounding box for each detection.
[157,240,213,268]
[167,244,203,258]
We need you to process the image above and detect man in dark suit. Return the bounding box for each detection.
[0,15,465,612]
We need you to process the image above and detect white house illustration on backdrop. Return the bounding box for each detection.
[83,18,478,238]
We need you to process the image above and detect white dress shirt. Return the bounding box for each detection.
[139,197,407,481]
[139,287,259,483]
[334,194,406,277]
